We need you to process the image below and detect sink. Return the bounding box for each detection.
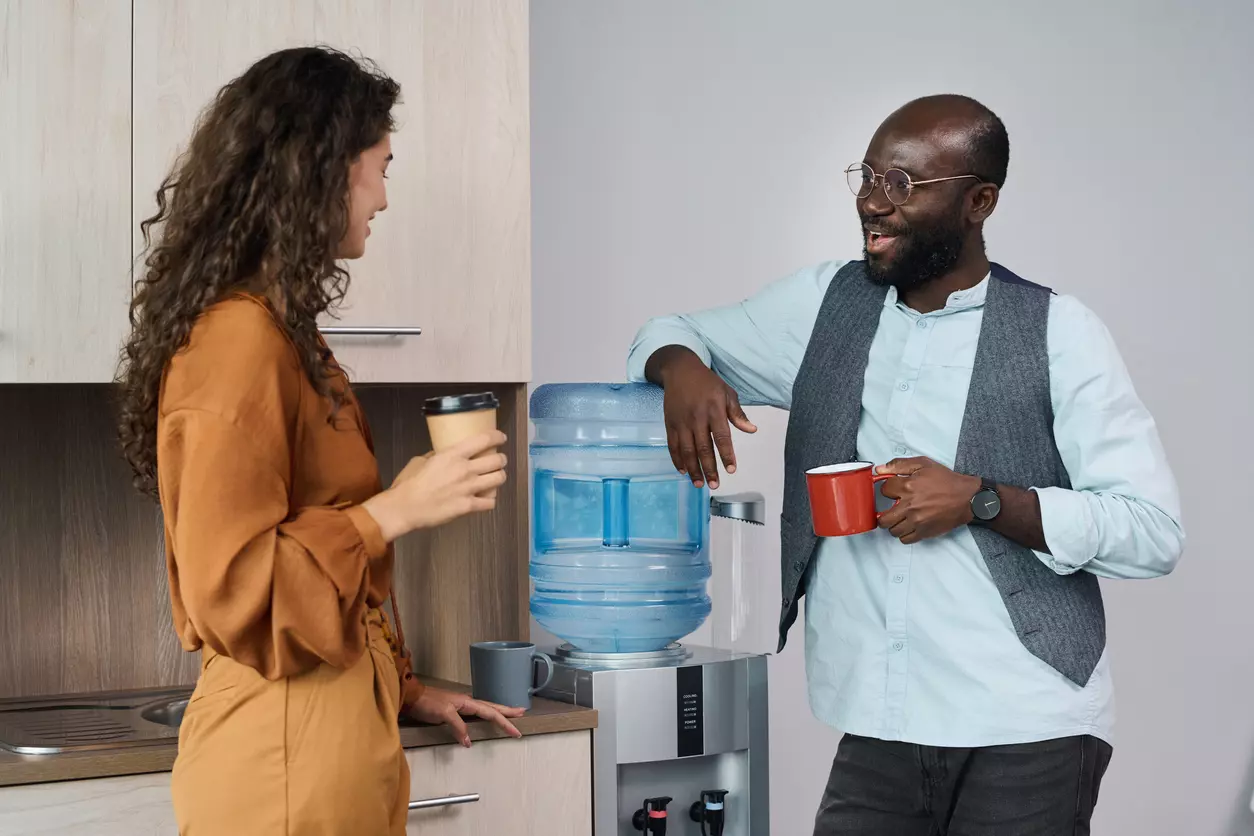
[139,697,190,728]
[0,688,193,755]
[0,689,486,754]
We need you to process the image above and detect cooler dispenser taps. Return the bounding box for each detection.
[631,796,672,835]
[689,789,729,836]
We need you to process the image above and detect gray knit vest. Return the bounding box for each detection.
[777,261,1106,687]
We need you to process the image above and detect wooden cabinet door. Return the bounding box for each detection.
[0,772,176,835]
[405,732,592,835]
[132,0,531,383]
[0,0,132,383]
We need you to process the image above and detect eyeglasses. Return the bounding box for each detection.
[845,162,983,206]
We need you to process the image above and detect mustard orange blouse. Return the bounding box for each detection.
[157,294,422,704]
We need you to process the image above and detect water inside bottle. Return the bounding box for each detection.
[530,463,711,653]
[528,383,714,653]
[533,468,704,552]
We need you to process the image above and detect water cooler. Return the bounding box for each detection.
[529,383,770,836]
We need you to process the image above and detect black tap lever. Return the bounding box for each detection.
[632,796,673,835]
[689,789,729,836]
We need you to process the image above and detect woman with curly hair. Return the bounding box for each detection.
[115,46,521,834]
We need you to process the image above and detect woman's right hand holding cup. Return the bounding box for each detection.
[363,430,508,542]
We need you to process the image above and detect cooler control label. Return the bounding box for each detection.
[676,665,704,757]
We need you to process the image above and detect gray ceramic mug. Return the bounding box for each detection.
[469,641,555,709]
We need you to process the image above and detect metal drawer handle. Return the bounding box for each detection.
[319,326,423,336]
[409,792,480,811]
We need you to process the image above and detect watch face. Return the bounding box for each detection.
[973,490,1001,521]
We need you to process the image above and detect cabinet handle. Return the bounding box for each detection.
[408,792,480,811]
[318,326,423,336]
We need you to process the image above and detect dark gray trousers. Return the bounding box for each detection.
[814,734,1113,836]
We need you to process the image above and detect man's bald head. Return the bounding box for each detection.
[880,95,1009,188]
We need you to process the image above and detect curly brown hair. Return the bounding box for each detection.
[116,46,400,497]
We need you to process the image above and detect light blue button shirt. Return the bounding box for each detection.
[627,260,1184,747]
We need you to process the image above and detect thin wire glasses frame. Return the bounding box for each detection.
[845,162,983,206]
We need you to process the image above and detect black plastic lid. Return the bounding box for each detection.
[423,391,499,415]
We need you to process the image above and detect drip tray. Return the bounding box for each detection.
[0,687,192,755]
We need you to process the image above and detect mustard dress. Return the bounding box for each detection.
[156,295,421,834]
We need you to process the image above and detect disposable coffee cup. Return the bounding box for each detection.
[424,392,502,497]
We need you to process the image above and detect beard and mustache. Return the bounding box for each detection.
[862,202,967,292]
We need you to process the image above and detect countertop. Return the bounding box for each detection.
[0,679,596,788]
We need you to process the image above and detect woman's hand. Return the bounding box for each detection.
[390,451,433,486]
[406,685,525,748]
[362,430,508,542]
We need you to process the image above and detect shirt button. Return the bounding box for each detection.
[893,641,904,651]
[899,382,909,391]
[917,319,928,329]
[894,445,906,455]
[893,574,904,583]
[793,561,805,571]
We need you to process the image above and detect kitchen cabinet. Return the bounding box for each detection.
[0,731,591,835]
[131,0,531,383]
[0,771,175,836]
[2,0,529,383]
[406,731,592,835]
[0,0,132,383]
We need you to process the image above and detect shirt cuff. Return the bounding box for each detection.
[1031,486,1098,575]
[626,327,713,382]
[345,504,390,562]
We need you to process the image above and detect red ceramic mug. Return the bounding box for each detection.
[805,462,894,537]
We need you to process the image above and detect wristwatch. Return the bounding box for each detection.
[970,478,1001,525]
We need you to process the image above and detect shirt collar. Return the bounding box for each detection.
[883,273,991,314]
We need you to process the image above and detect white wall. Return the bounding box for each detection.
[530,2,1254,834]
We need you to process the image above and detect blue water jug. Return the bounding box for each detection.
[529,383,710,653]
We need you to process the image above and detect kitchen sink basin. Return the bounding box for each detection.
[0,687,485,754]
[139,697,190,728]
[0,688,193,755]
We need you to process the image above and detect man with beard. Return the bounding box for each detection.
[626,95,1184,835]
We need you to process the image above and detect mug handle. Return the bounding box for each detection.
[872,471,899,522]
[529,650,555,696]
